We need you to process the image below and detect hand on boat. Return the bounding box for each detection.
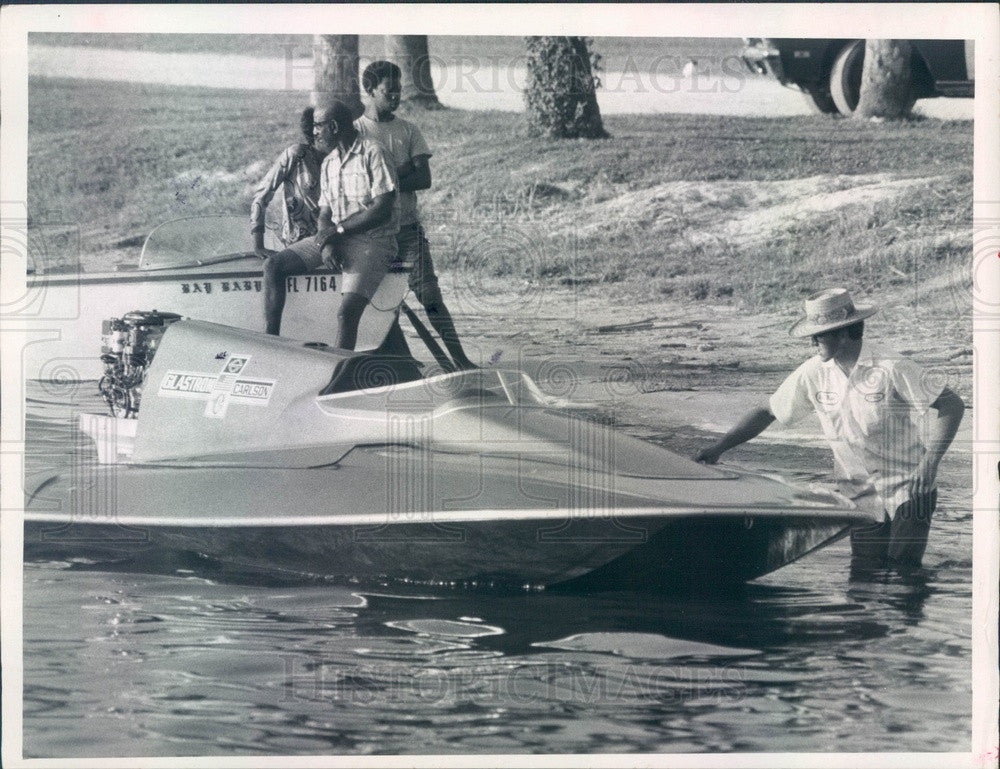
[694,447,721,464]
[255,247,278,260]
[321,243,341,270]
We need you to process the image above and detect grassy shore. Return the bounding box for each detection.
[27,76,972,314]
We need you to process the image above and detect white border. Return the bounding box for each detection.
[2,4,997,769]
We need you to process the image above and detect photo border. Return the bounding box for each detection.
[2,4,997,768]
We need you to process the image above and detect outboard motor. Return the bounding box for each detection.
[98,310,182,417]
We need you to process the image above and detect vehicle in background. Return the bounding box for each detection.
[741,38,974,115]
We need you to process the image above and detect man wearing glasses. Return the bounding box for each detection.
[263,100,398,351]
[694,288,964,570]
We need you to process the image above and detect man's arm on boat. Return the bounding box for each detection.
[253,232,276,260]
[695,407,776,465]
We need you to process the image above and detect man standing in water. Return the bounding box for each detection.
[356,60,477,370]
[695,288,964,569]
[263,100,399,351]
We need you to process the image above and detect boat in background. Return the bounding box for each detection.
[17,216,409,381]
[23,311,878,592]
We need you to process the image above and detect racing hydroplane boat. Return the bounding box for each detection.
[21,215,877,590]
[23,307,878,591]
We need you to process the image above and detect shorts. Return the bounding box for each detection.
[397,222,441,304]
[849,490,937,569]
[337,235,397,300]
[284,236,323,267]
[291,234,396,301]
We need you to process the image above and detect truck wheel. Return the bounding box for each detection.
[830,39,918,116]
[802,89,839,114]
[830,40,865,115]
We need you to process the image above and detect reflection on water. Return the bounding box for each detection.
[21,382,972,756]
[23,552,971,757]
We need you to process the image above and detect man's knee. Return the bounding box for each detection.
[338,292,369,320]
[263,257,289,289]
[850,517,891,567]
[264,251,305,284]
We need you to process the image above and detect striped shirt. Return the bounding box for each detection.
[320,135,399,241]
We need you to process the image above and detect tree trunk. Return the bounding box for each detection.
[854,39,914,119]
[313,34,362,118]
[524,36,608,139]
[384,35,443,109]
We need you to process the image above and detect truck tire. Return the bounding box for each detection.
[830,40,865,115]
[830,39,918,116]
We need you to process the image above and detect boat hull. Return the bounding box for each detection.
[24,439,866,590]
[23,514,853,590]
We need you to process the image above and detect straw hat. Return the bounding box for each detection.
[789,288,878,338]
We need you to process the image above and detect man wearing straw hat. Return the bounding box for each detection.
[695,288,965,569]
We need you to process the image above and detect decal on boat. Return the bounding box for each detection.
[231,379,275,400]
[204,353,275,417]
[205,390,229,418]
[159,371,217,397]
[158,368,276,416]
[221,355,250,375]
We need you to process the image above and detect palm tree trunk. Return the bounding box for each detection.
[855,39,914,119]
[384,35,443,109]
[313,34,362,117]
[524,36,607,139]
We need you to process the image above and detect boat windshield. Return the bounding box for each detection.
[437,368,562,407]
[138,216,281,270]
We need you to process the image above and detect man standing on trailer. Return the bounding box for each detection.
[695,288,964,569]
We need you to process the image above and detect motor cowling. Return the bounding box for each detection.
[98,310,182,417]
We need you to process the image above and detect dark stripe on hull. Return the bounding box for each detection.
[24,515,854,591]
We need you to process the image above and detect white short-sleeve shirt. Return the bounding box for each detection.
[355,114,431,227]
[769,340,943,511]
